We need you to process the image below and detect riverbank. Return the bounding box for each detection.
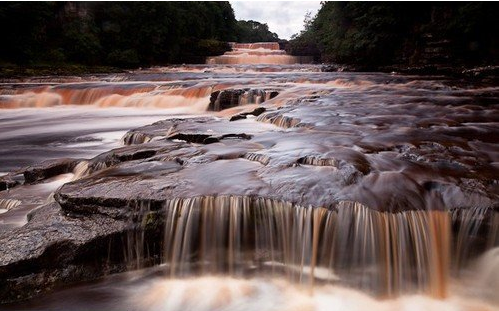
[0,64,125,80]
[321,63,499,79]
[2,62,497,82]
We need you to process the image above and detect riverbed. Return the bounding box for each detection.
[0,47,498,310]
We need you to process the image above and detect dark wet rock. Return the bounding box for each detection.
[93,144,164,167]
[121,118,194,145]
[209,89,244,111]
[462,65,499,79]
[338,172,429,211]
[169,133,213,144]
[321,64,357,72]
[121,117,240,145]
[121,117,223,145]
[122,116,275,147]
[60,78,499,215]
[208,89,279,111]
[169,132,253,145]
[23,158,79,184]
[230,107,266,121]
[0,176,18,192]
[0,202,132,303]
[2,70,499,305]
[80,140,191,178]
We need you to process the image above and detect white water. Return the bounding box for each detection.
[130,276,498,311]
[1,62,497,310]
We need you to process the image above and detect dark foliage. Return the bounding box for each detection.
[235,20,279,43]
[0,1,273,68]
[287,2,498,67]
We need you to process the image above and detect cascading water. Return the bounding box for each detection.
[90,196,497,311]
[206,42,312,65]
[0,45,498,311]
[119,197,494,299]
[0,83,213,109]
[0,199,22,213]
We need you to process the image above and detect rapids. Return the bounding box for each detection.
[206,42,313,64]
[0,44,498,310]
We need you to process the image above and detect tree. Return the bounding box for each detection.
[235,20,279,43]
[287,2,498,67]
[0,1,243,67]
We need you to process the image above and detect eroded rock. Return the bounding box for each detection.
[208,89,278,111]
[23,158,79,184]
[1,70,498,305]
[0,176,19,192]
[230,107,266,121]
[0,203,131,303]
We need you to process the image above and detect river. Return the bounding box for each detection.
[0,43,498,310]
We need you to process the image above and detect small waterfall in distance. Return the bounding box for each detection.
[206,42,313,65]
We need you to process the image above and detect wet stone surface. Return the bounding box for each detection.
[59,84,499,213]
[0,202,129,303]
[0,66,497,305]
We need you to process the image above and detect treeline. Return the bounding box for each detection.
[236,20,279,43]
[287,2,498,68]
[0,2,280,68]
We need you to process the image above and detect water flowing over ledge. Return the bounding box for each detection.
[0,61,498,309]
[207,42,313,65]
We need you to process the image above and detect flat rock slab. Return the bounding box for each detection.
[57,96,498,213]
[2,72,499,305]
[57,77,499,212]
[122,116,280,145]
[0,202,128,302]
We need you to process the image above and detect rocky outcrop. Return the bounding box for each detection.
[23,158,79,184]
[58,108,498,215]
[122,116,273,146]
[209,89,245,111]
[230,107,266,121]
[208,89,279,111]
[1,71,498,304]
[0,176,19,192]
[0,159,80,192]
[0,203,131,303]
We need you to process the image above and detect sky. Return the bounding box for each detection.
[230,1,322,40]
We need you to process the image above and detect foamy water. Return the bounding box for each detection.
[0,59,497,310]
[206,42,312,65]
[130,276,498,311]
[7,251,498,311]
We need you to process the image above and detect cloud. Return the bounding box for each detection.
[230,1,322,40]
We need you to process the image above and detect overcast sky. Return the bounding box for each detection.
[230,1,322,40]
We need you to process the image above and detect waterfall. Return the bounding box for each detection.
[0,199,22,213]
[206,42,312,65]
[0,84,213,109]
[125,196,497,299]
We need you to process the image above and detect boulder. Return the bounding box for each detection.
[208,89,279,111]
[0,203,132,303]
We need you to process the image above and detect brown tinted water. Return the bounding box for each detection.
[0,50,498,310]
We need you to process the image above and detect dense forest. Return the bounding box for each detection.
[236,20,279,43]
[287,2,498,69]
[0,1,279,68]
